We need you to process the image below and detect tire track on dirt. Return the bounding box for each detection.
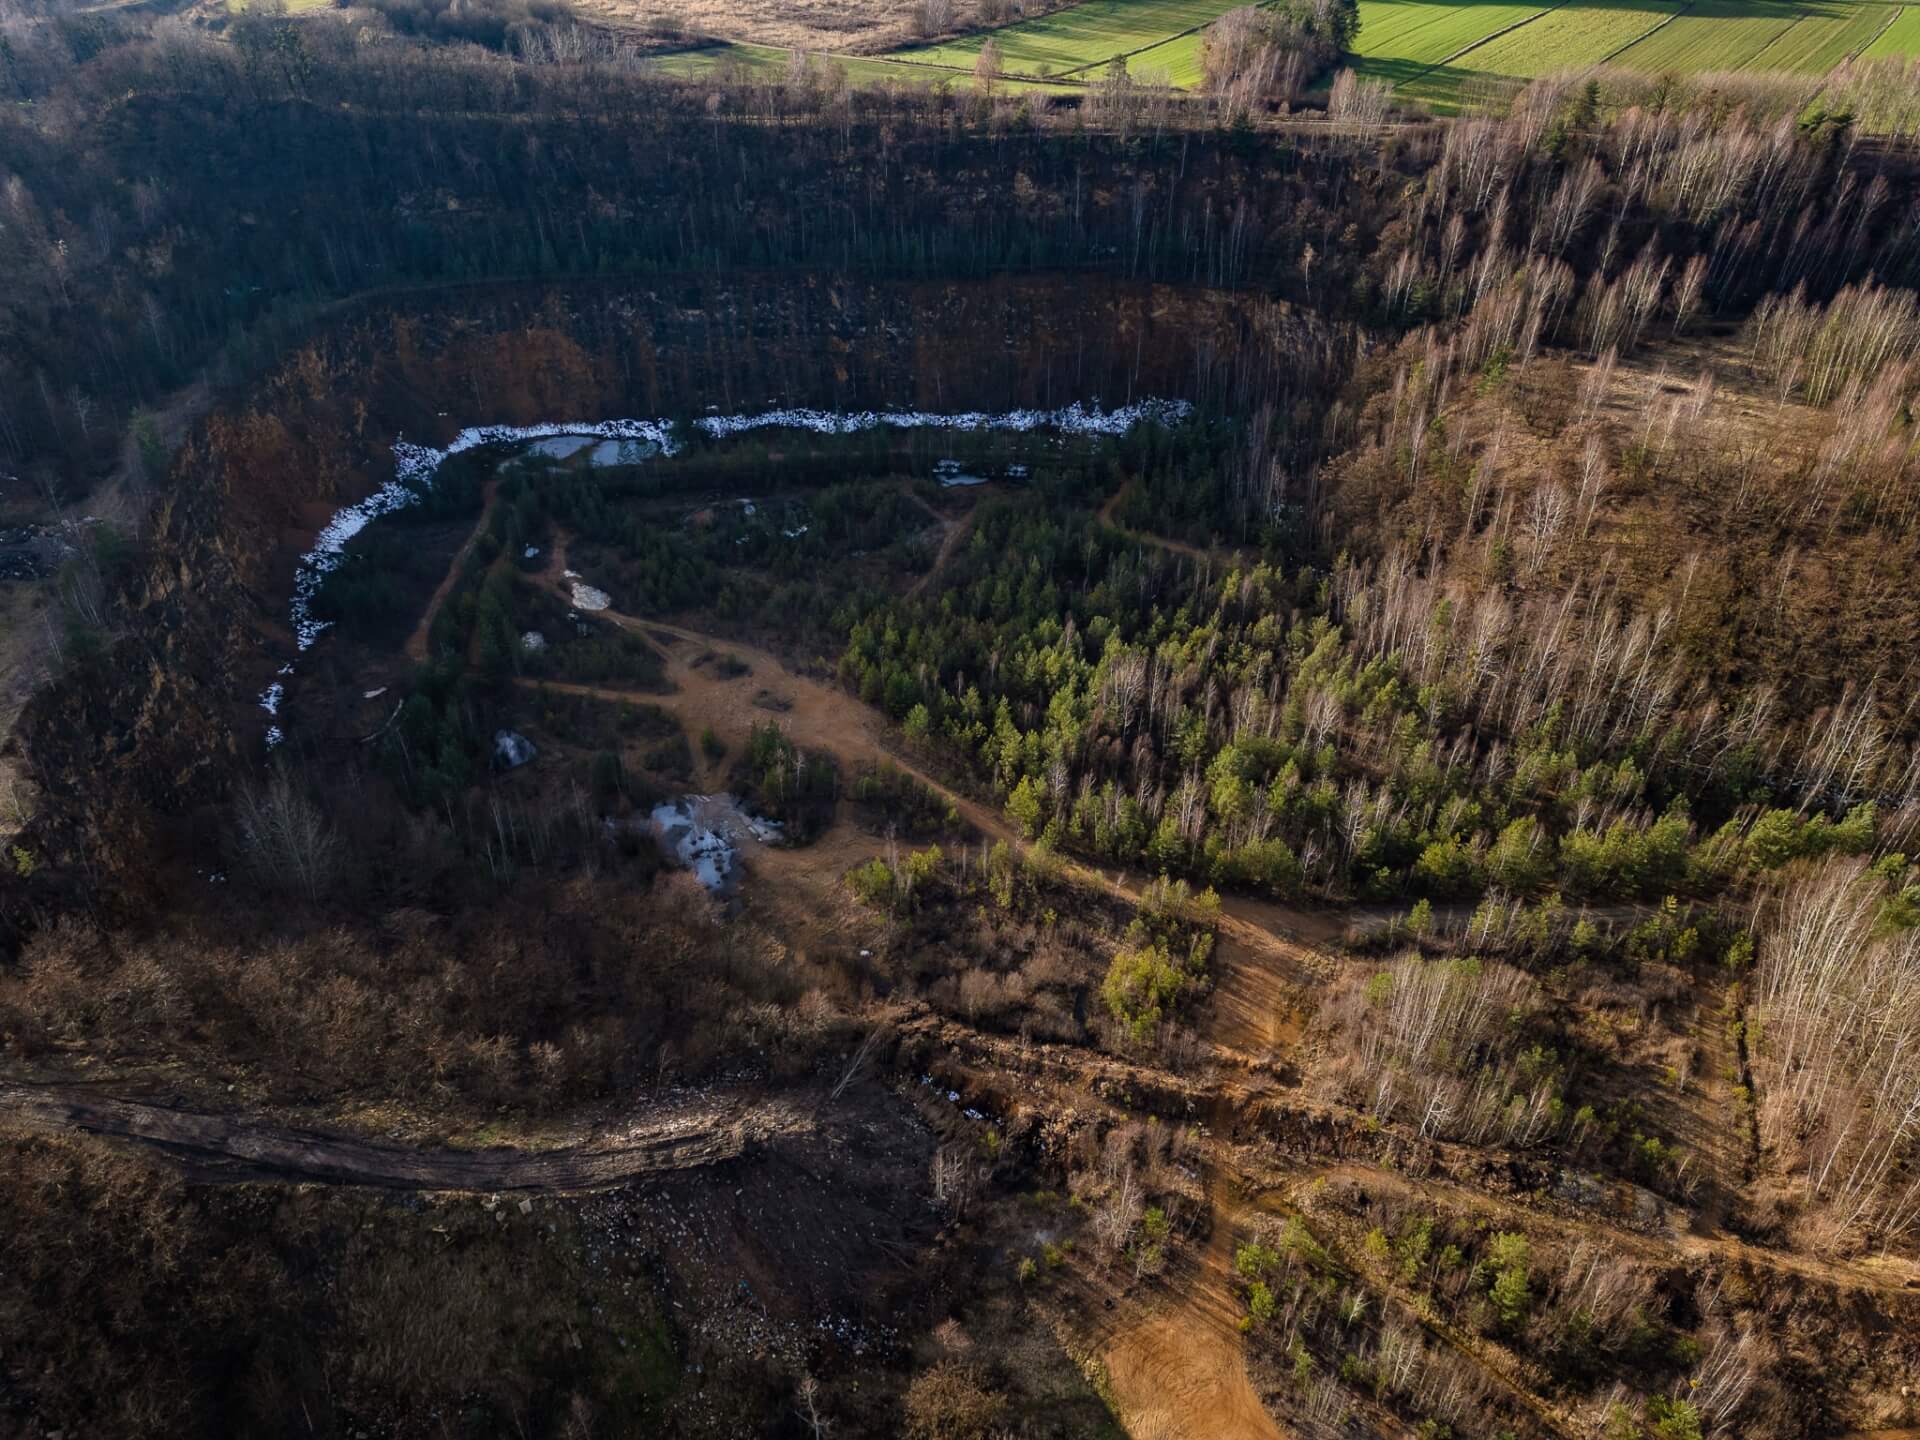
[1290,1158,1920,1299]
[1098,1170,1287,1440]
[0,1081,807,1191]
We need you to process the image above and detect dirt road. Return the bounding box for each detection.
[1100,1169,1288,1440]
[1096,483,1219,566]
[519,583,1337,1439]
[525,562,1339,990]
[403,478,500,662]
[0,1081,806,1192]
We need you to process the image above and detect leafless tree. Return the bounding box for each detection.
[1671,253,1708,335]
[930,1143,976,1218]
[1327,68,1391,130]
[794,1375,832,1437]
[1754,859,1920,1248]
[910,0,955,38]
[1091,1164,1142,1263]
[233,768,340,902]
[972,37,1000,91]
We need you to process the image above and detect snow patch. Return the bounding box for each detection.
[649,794,785,894]
[493,730,537,769]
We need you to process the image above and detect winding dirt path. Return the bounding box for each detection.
[0,1081,805,1191]
[1096,482,1217,566]
[523,576,1340,1438]
[403,478,500,662]
[535,543,1340,937]
[517,589,1339,1023]
[904,493,976,601]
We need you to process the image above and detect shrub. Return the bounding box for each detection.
[1246,1280,1277,1325]
[1236,1239,1281,1278]
[1485,1232,1531,1328]
[903,1362,1004,1440]
[1648,1396,1703,1440]
[1101,940,1198,1044]
[1414,835,1480,897]
[848,857,896,910]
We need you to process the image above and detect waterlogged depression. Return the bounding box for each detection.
[649,795,785,894]
[267,399,1194,743]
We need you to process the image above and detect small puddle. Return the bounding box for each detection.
[934,459,989,487]
[649,795,784,895]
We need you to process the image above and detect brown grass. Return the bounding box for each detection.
[577,0,918,51]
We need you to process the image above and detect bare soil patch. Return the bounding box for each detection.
[1097,1172,1288,1440]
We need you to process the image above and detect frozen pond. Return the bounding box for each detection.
[506,435,661,470]
[934,459,989,487]
[649,795,784,894]
[589,437,658,466]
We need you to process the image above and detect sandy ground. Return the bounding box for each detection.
[1098,1168,1289,1440]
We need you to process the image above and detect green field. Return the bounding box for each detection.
[1608,0,1807,69]
[1116,27,1214,84]
[1344,0,1545,100]
[647,41,1086,91]
[1750,3,1897,68]
[1859,2,1920,54]
[1353,0,1551,61]
[652,0,1920,111]
[1454,0,1687,74]
[1351,0,1916,109]
[881,0,1242,78]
